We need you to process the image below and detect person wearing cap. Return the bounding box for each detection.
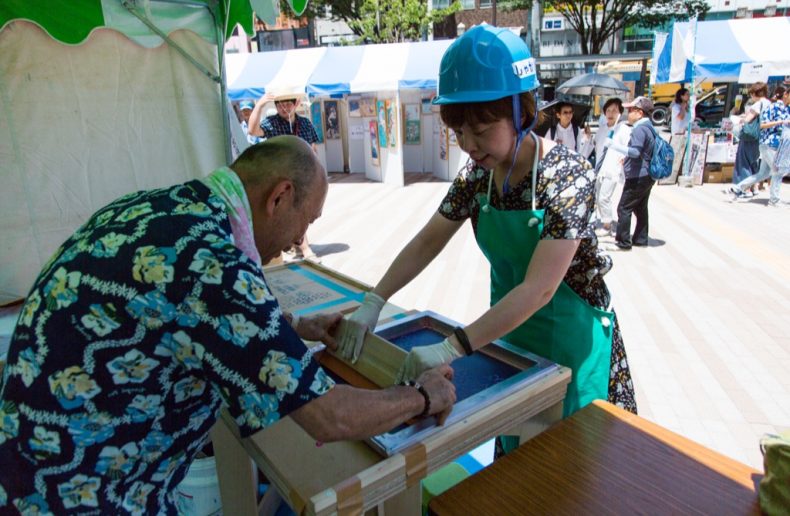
[336,25,637,454]
[604,96,656,251]
[238,100,263,145]
[248,92,321,261]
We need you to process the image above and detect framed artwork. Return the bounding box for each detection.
[324,100,340,139]
[360,96,377,117]
[403,104,421,145]
[369,121,380,165]
[348,96,361,117]
[439,123,448,161]
[421,97,433,115]
[376,100,388,148]
[310,102,324,144]
[688,130,709,185]
[385,99,397,148]
[448,128,458,146]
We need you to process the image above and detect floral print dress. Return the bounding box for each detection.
[0,180,332,514]
[439,144,637,416]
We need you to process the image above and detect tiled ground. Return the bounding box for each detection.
[311,172,790,472]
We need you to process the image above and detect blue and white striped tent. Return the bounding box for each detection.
[225,39,453,100]
[652,17,790,84]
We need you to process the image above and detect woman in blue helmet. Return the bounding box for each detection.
[337,25,637,445]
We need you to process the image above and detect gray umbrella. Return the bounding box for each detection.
[556,73,630,96]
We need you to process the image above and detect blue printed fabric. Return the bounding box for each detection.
[760,100,790,148]
[0,180,332,515]
[260,114,319,144]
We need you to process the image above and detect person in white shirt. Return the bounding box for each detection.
[666,88,690,182]
[593,98,628,236]
[549,102,593,159]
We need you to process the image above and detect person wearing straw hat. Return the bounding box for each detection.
[249,92,321,261]
[336,24,637,455]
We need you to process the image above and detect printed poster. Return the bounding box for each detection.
[376,100,388,148]
[403,104,421,145]
[369,121,380,165]
[310,102,324,143]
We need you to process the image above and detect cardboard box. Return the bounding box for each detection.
[721,163,734,182]
[705,171,725,183]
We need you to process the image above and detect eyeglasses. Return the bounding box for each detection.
[559,111,574,116]
[275,100,296,106]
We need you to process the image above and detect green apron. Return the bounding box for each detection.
[475,134,614,453]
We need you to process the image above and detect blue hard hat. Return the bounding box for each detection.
[433,25,539,105]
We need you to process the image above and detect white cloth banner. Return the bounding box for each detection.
[0,22,226,302]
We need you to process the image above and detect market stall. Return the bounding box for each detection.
[652,17,790,184]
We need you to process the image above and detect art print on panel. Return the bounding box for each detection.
[360,97,377,117]
[439,123,448,161]
[385,99,397,148]
[348,96,361,117]
[369,121,380,165]
[376,100,388,148]
[324,100,340,139]
[310,102,324,143]
[403,104,421,145]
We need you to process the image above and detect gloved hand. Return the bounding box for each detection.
[395,338,463,384]
[336,292,385,363]
[603,138,614,148]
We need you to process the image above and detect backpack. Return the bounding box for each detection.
[645,124,674,180]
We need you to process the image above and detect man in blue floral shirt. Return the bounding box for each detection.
[0,136,456,515]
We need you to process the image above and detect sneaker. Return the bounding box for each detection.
[728,186,746,202]
[768,200,780,208]
[595,227,613,237]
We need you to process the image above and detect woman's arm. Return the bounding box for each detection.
[463,239,580,348]
[373,212,465,300]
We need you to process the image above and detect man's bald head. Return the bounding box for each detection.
[231,135,325,206]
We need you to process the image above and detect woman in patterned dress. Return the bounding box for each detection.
[337,26,637,449]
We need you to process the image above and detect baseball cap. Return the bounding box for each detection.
[623,96,654,114]
[239,100,254,111]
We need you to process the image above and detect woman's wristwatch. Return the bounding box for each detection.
[400,380,431,419]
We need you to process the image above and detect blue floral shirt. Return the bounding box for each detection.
[760,100,790,148]
[0,180,332,515]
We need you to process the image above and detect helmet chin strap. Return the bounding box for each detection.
[502,94,539,195]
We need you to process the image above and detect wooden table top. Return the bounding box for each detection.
[429,400,762,515]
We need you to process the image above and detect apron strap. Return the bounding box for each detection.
[486,131,542,211]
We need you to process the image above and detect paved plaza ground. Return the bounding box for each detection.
[310,172,790,472]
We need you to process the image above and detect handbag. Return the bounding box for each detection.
[741,117,761,141]
[760,430,790,515]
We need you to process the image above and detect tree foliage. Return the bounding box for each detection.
[500,0,709,55]
[294,0,461,43]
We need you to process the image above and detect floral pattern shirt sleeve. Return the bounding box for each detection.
[0,180,331,515]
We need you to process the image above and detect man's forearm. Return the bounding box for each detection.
[291,384,424,442]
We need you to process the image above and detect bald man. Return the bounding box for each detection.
[0,136,456,515]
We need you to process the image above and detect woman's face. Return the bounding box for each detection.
[452,118,517,170]
[604,104,621,126]
[681,91,690,102]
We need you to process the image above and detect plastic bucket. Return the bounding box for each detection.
[175,456,223,516]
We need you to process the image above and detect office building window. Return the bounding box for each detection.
[480,0,492,7]
[462,0,475,8]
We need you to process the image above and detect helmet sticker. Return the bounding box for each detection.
[512,58,536,79]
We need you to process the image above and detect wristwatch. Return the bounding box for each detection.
[400,380,431,419]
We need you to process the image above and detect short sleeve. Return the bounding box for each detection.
[539,148,597,241]
[303,118,319,144]
[192,252,333,437]
[260,118,273,139]
[437,167,486,221]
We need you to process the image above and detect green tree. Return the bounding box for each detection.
[500,0,709,55]
[296,0,460,42]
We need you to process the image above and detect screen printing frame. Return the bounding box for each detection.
[367,311,560,456]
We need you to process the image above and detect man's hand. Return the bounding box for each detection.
[336,292,385,363]
[417,365,456,425]
[584,123,592,136]
[297,313,343,350]
[395,338,463,384]
[604,138,613,148]
[256,92,275,106]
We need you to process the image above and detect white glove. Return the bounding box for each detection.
[603,138,613,149]
[337,292,385,363]
[395,338,463,384]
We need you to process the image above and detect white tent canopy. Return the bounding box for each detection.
[653,17,790,84]
[225,46,326,100]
